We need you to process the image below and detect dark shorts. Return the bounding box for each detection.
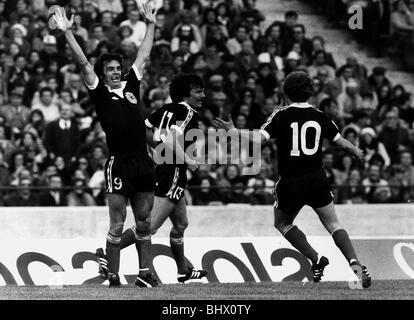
[154,165,187,204]
[104,155,155,196]
[274,168,334,215]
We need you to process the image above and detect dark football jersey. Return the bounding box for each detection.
[260,102,340,177]
[86,64,148,157]
[145,102,199,166]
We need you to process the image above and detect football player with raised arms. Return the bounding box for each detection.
[51,4,159,287]
[97,73,208,284]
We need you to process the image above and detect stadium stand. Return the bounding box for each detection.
[0,0,413,206]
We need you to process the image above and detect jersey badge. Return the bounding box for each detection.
[125,92,138,104]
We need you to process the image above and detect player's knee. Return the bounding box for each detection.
[172,221,188,234]
[327,222,342,234]
[136,217,151,233]
[109,221,124,236]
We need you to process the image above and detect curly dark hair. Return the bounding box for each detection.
[282,71,314,102]
[93,53,123,80]
[169,73,204,103]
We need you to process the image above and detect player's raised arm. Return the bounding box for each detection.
[134,3,157,71]
[53,6,97,87]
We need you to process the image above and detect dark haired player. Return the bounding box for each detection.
[98,73,208,283]
[213,71,371,288]
[52,5,159,287]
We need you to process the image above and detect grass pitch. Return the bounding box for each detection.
[1,280,413,300]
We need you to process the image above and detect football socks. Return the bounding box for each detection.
[332,229,358,264]
[135,231,152,275]
[120,226,136,249]
[106,232,121,273]
[170,231,189,275]
[284,225,319,264]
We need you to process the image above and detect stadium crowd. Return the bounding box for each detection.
[0,0,413,207]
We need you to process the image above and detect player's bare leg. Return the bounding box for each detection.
[273,206,329,282]
[151,196,176,233]
[274,206,319,264]
[130,191,158,287]
[106,193,128,286]
[170,198,207,282]
[169,198,189,275]
[314,202,371,288]
[119,196,175,249]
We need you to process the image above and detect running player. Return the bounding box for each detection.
[213,71,371,288]
[52,5,158,287]
[97,73,208,284]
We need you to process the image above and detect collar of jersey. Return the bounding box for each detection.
[178,101,198,113]
[289,102,312,108]
[105,81,127,98]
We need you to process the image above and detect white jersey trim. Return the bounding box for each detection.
[145,118,153,128]
[260,129,270,141]
[332,133,341,142]
[131,64,143,81]
[289,102,313,108]
[85,76,99,90]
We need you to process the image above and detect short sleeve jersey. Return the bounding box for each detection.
[86,64,147,157]
[145,102,199,166]
[260,102,340,177]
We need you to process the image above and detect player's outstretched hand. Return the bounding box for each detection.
[52,6,74,32]
[354,147,365,162]
[186,158,199,172]
[140,2,158,24]
[211,115,235,131]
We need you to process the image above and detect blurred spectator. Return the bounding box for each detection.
[336,79,362,122]
[226,24,249,55]
[88,162,106,205]
[257,41,284,72]
[337,168,367,204]
[359,127,391,168]
[171,13,203,54]
[367,66,392,96]
[227,176,249,204]
[307,50,335,81]
[32,87,60,122]
[244,162,275,205]
[310,35,336,69]
[334,153,356,186]
[192,176,222,205]
[43,104,80,164]
[38,174,67,206]
[324,64,356,100]
[23,109,47,139]
[399,149,414,185]
[67,177,96,206]
[284,50,302,75]
[0,89,30,132]
[362,163,392,203]
[319,97,342,129]
[398,92,414,127]
[378,109,411,163]
[390,0,414,48]
[322,150,338,187]
[120,7,147,47]
[257,62,278,97]
[4,177,39,206]
[286,24,313,64]
[0,147,10,187]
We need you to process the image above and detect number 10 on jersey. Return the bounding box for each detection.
[290,121,321,156]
